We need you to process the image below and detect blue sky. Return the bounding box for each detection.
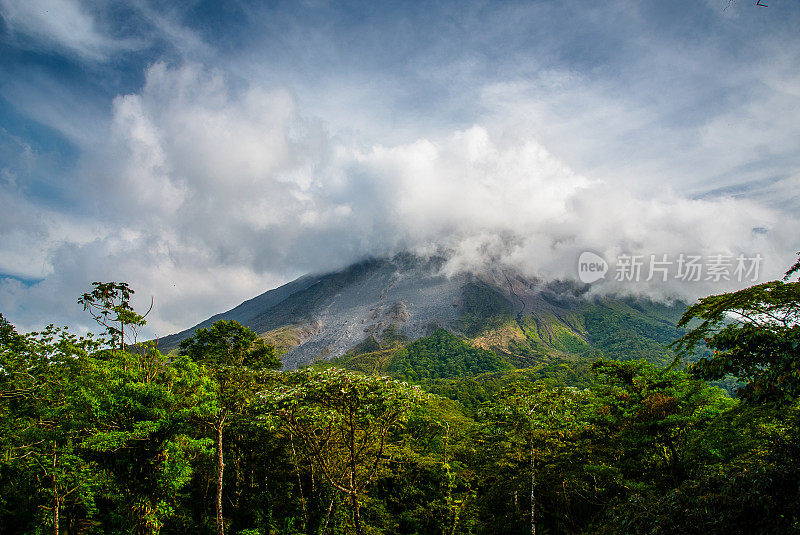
[1,0,799,336]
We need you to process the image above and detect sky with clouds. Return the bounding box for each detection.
[1,0,798,337]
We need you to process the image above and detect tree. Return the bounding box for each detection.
[590,359,730,486]
[81,347,217,534]
[266,368,423,535]
[592,360,796,535]
[481,383,585,535]
[74,283,217,534]
[78,282,151,351]
[2,281,220,535]
[673,256,800,403]
[0,316,104,535]
[178,320,281,535]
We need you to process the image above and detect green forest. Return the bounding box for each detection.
[2,261,800,535]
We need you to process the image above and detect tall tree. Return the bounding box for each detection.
[0,316,103,535]
[75,284,218,534]
[80,346,217,534]
[178,320,281,535]
[266,368,423,535]
[482,383,585,535]
[78,282,151,352]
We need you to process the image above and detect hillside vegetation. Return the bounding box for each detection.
[2,265,799,535]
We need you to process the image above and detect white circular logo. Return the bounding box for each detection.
[578,252,608,284]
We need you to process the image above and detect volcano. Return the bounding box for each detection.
[158,254,687,369]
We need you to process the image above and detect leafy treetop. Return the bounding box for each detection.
[78,282,151,350]
[178,320,281,370]
[673,254,800,403]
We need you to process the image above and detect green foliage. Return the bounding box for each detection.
[4,271,800,534]
[478,383,589,534]
[583,298,687,365]
[674,278,800,403]
[590,359,732,484]
[179,320,281,370]
[600,400,800,534]
[0,310,217,534]
[178,320,281,535]
[80,349,218,533]
[455,284,688,370]
[516,311,592,357]
[324,330,412,376]
[387,329,510,381]
[418,359,598,414]
[78,281,151,350]
[264,368,425,535]
[0,316,107,534]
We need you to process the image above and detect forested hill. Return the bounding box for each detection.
[3,259,800,534]
[3,266,800,534]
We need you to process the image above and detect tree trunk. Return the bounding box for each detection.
[321,493,336,535]
[348,410,363,535]
[52,486,60,535]
[53,498,59,535]
[52,452,59,535]
[289,434,309,529]
[530,443,536,535]
[216,423,225,535]
[351,491,363,535]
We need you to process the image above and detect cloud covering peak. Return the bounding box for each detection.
[1,1,798,336]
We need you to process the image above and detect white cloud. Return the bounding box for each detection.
[6,65,770,332]
[2,46,798,336]
[0,0,137,61]
[0,168,103,280]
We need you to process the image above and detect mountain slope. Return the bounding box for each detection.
[158,254,688,369]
